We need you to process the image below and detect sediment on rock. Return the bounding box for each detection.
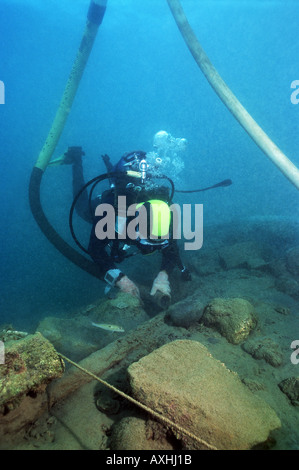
[127,340,280,450]
[0,332,64,446]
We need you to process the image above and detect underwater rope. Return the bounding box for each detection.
[167,0,299,191]
[58,352,218,451]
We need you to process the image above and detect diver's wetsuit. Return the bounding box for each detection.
[72,156,185,278]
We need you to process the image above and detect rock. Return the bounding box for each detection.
[218,242,268,271]
[48,312,170,405]
[202,298,257,344]
[128,340,280,450]
[24,415,57,445]
[188,249,222,276]
[286,246,299,277]
[36,316,99,361]
[278,377,299,406]
[37,293,150,361]
[274,305,290,316]
[242,337,284,367]
[0,326,28,342]
[275,276,299,300]
[0,332,64,443]
[109,292,142,310]
[242,378,267,392]
[110,417,175,451]
[95,389,120,415]
[268,258,289,278]
[88,291,150,337]
[167,295,204,328]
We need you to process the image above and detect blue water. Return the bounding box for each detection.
[0,0,298,330]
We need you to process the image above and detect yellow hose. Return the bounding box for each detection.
[167,0,299,191]
[35,1,107,172]
[30,2,108,278]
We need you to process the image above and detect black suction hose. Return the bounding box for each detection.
[29,167,103,279]
[69,173,112,254]
[29,1,108,279]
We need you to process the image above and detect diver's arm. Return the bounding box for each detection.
[161,241,191,280]
[150,243,190,304]
[88,226,141,300]
[161,240,182,274]
[88,228,117,276]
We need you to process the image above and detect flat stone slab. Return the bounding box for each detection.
[0,332,64,442]
[128,340,280,450]
[0,332,63,411]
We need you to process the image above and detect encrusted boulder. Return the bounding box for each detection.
[127,340,280,450]
[167,295,204,328]
[0,332,64,443]
[278,377,299,406]
[202,297,257,344]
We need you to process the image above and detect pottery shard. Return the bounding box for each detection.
[128,340,280,450]
[202,298,257,344]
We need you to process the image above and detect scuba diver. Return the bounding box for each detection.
[52,131,191,306]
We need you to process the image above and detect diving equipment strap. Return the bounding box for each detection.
[176,179,232,193]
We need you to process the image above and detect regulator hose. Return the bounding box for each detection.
[176,179,232,193]
[35,0,108,172]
